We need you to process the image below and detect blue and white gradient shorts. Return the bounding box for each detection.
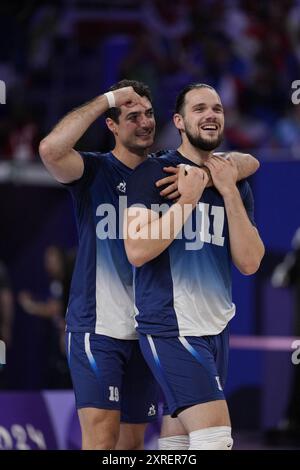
[67,333,159,423]
[139,326,229,417]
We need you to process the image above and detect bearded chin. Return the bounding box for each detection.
[185,129,223,151]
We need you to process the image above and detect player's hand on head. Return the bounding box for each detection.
[113,86,147,109]
[203,155,238,196]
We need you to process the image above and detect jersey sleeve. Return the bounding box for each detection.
[65,152,102,194]
[127,159,165,210]
[239,180,256,227]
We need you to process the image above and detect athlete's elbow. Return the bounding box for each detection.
[243,153,260,171]
[249,154,260,172]
[128,253,147,268]
[125,244,147,268]
[39,138,56,163]
[238,257,263,275]
[132,258,146,268]
[239,264,259,276]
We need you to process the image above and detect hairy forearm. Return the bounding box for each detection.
[40,95,108,159]
[126,198,195,266]
[229,152,259,180]
[204,152,259,188]
[223,187,264,274]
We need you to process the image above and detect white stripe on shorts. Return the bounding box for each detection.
[147,334,160,363]
[68,332,72,361]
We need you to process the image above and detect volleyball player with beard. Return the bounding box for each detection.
[125,84,265,450]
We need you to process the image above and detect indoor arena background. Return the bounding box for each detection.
[1,0,300,450]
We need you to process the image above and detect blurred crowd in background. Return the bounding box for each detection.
[1,0,300,162]
[0,246,74,390]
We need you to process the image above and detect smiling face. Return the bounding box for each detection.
[175,87,224,151]
[109,97,156,155]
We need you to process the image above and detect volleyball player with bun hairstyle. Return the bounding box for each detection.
[125,83,264,450]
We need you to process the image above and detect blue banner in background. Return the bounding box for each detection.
[0,391,161,450]
[0,392,58,450]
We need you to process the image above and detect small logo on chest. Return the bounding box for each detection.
[116,181,126,193]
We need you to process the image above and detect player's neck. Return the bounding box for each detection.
[112,145,148,169]
[177,143,213,166]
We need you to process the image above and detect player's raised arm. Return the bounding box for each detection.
[221,152,260,179]
[39,87,145,183]
[157,152,259,199]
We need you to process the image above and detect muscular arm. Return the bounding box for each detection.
[156,152,259,200]
[125,200,193,267]
[205,156,264,275]
[125,166,208,267]
[39,86,146,183]
[211,152,259,183]
[39,95,109,183]
[223,188,265,275]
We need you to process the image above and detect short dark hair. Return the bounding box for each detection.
[175,83,216,116]
[106,79,152,123]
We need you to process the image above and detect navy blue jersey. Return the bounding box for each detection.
[127,150,256,337]
[66,152,137,339]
